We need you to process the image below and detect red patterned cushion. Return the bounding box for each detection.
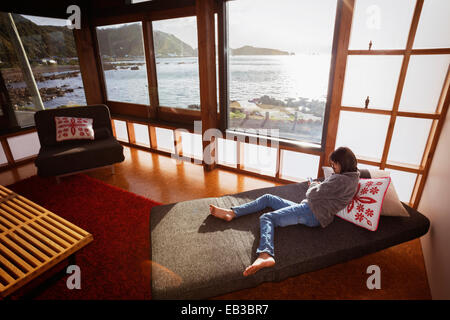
[55,116,94,142]
[336,177,391,231]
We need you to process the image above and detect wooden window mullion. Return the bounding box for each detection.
[322,0,355,168]
[142,20,159,120]
[380,0,424,171]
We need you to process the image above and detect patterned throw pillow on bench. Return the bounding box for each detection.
[323,166,410,218]
[336,177,391,231]
[55,116,95,142]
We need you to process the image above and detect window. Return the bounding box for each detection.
[335,111,390,161]
[133,123,151,147]
[349,0,415,50]
[179,132,203,160]
[96,22,149,105]
[155,127,175,153]
[152,17,200,109]
[336,0,450,207]
[7,132,40,161]
[387,169,417,203]
[0,145,8,165]
[342,55,403,109]
[413,0,450,49]
[388,117,432,166]
[217,138,237,168]
[399,54,450,113]
[280,150,320,182]
[242,143,278,176]
[112,119,129,142]
[226,0,338,145]
[0,13,87,128]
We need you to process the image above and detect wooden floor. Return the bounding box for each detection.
[0,146,431,299]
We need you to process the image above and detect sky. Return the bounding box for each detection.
[153,16,199,49]
[228,0,337,54]
[22,15,67,26]
[151,0,338,53]
[21,0,340,54]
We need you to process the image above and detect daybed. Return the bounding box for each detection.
[150,175,430,299]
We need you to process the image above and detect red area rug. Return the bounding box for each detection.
[7,174,161,300]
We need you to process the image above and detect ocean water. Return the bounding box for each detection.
[229,54,331,103]
[38,72,87,109]
[25,54,331,143]
[30,55,332,111]
[101,54,332,108]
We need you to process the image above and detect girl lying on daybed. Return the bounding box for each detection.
[209,147,360,276]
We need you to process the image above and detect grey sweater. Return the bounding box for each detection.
[303,171,360,228]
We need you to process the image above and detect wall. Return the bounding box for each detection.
[419,109,450,300]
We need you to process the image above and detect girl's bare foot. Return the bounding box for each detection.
[209,204,236,221]
[243,253,275,276]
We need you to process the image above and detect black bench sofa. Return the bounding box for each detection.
[34,105,124,179]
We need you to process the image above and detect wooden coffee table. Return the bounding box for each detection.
[0,185,93,298]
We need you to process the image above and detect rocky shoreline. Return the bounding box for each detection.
[102,62,145,71]
[8,85,82,110]
[2,66,82,109]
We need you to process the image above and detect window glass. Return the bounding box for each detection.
[153,17,200,109]
[96,22,149,104]
[180,132,203,160]
[399,54,450,113]
[227,0,337,145]
[386,169,417,203]
[413,0,450,49]
[336,111,390,161]
[133,123,150,147]
[280,150,320,182]
[218,138,237,168]
[349,0,415,50]
[242,143,277,176]
[155,127,175,153]
[342,55,403,109]
[388,117,432,166]
[112,120,129,142]
[0,13,86,128]
[356,163,380,171]
[0,144,8,165]
[7,132,40,161]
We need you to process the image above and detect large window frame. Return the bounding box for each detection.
[330,0,450,207]
[223,0,339,150]
[92,5,203,127]
[89,0,341,180]
[0,12,88,131]
[70,0,449,209]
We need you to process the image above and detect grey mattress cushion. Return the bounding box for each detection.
[150,182,430,299]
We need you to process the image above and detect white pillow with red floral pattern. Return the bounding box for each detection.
[55,116,94,142]
[336,177,391,231]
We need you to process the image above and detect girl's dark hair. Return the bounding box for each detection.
[329,147,358,173]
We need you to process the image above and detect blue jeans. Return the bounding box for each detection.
[231,194,320,258]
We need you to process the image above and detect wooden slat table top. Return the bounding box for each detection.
[0,185,93,298]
